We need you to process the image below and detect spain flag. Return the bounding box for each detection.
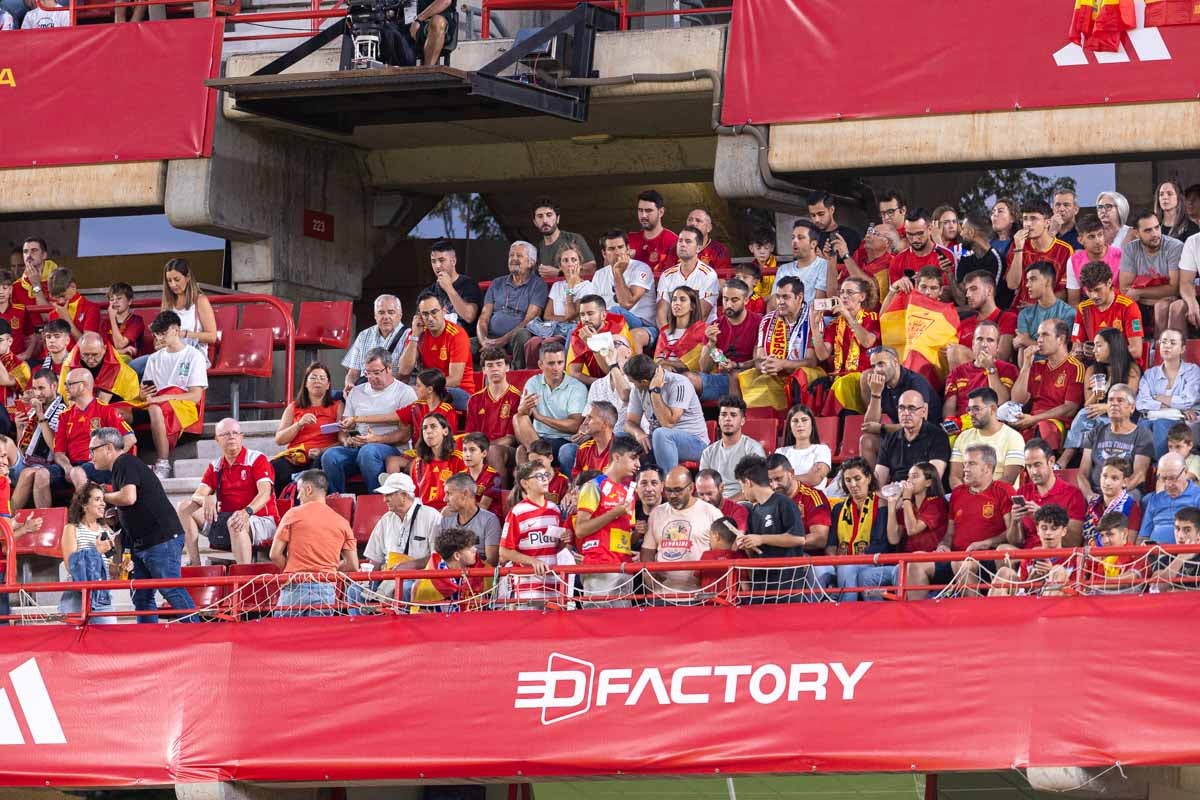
[1069,0,1136,52]
[1145,0,1200,26]
[878,291,960,390]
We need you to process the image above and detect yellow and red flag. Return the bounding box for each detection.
[1069,0,1136,52]
[1145,0,1200,26]
[879,291,960,390]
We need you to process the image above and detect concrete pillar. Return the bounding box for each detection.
[1116,161,1157,213]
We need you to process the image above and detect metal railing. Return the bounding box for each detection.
[3,544,1196,625]
[479,0,732,38]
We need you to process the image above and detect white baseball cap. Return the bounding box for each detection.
[375,472,416,495]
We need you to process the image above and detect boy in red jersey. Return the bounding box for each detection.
[527,439,571,505]
[989,504,1074,597]
[467,346,520,477]
[498,462,565,609]
[0,269,35,362]
[460,432,502,512]
[1073,260,1144,363]
[47,267,102,341]
[574,436,642,607]
[1006,201,1074,308]
[1010,319,1085,451]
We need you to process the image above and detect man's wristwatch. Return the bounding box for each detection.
[650,387,663,395]
[244,506,255,517]
[985,367,997,375]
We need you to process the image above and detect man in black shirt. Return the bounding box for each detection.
[875,390,951,488]
[93,427,195,623]
[956,210,1010,309]
[734,455,810,603]
[861,347,942,465]
[425,240,483,339]
[808,190,862,259]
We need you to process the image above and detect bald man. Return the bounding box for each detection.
[685,208,733,272]
[61,331,141,405]
[55,367,136,490]
[874,389,950,486]
[177,417,279,565]
[640,465,723,598]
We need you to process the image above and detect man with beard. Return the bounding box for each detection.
[533,197,596,279]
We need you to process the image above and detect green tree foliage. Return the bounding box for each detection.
[957,169,1077,215]
[428,193,504,239]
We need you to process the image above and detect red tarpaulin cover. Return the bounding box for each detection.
[0,18,223,168]
[2,594,1200,787]
[722,0,1200,125]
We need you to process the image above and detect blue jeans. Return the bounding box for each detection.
[131,535,196,624]
[129,354,151,380]
[448,386,470,412]
[58,589,116,624]
[612,306,658,347]
[1139,418,1177,458]
[10,458,66,487]
[526,319,578,340]
[321,444,401,493]
[835,563,876,602]
[650,427,706,470]
[274,581,363,617]
[558,442,580,475]
[1063,409,1108,451]
[859,565,897,600]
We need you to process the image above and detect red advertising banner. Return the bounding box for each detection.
[722,0,1200,125]
[3,594,1200,787]
[0,18,223,168]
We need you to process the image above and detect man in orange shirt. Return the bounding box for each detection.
[1006,200,1074,308]
[270,470,360,617]
[400,289,476,411]
[1074,260,1144,363]
[1010,319,1085,451]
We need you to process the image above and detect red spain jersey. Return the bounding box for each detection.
[1010,238,1074,308]
[201,447,279,522]
[0,304,32,356]
[823,310,880,377]
[10,276,48,321]
[628,228,679,277]
[949,481,1012,550]
[944,361,1018,416]
[957,307,1018,348]
[1028,356,1085,419]
[698,240,732,272]
[1073,294,1142,345]
[1017,477,1086,547]
[469,464,503,509]
[51,294,102,338]
[792,484,833,530]
[53,399,133,465]
[888,245,956,285]
[397,399,458,438]
[573,437,611,477]
[103,312,147,358]
[418,321,476,394]
[547,471,571,506]
[412,451,466,511]
[466,384,520,441]
[576,473,635,564]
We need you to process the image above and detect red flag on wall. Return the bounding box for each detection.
[1068,0,1136,51]
[1145,0,1200,26]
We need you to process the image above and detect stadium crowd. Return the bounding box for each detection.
[6,179,1200,616]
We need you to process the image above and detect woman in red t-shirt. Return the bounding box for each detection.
[886,462,949,554]
[271,363,342,496]
[654,286,707,373]
[406,413,465,511]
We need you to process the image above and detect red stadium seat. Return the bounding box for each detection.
[241,301,293,349]
[178,565,228,610]
[835,416,864,463]
[744,406,778,421]
[706,420,717,441]
[226,562,281,616]
[507,370,538,391]
[134,308,158,355]
[1186,339,1200,365]
[208,328,273,419]
[210,304,241,364]
[499,490,510,513]
[815,417,839,449]
[351,493,386,545]
[13,507,68,559]
[327,494,355,525]
[743,418,778,454]
[295,301,353,360]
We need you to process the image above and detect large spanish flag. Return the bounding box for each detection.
[879,291,960,390]
[58,343,143,406]
[1145,0,1200,26]
[1069,0,1136,51]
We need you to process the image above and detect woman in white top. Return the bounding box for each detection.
[130,258,219,376]
[775,403,831,491]
[522,245,594,366]
[59,482,117,623]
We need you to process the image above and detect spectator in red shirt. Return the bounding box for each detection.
[697,279,762,403]
[811,277,880,380]
[685,208,732,272]
[837,222,898,298]
[949,270,1017,369]
[1006,200,1074,308]
[1074,260,1144,364]
[12,237,52,313]
[875,190,909,247]
[178,417,279,566]
[989,503,1073,597]
[696,468,748,530]
[467,345,520,476]
[566,294,636,387]
[459,431,502,512]
[942,320,1018,425]
[1005,438,1086,549]
[905,444,1013,599]
[405,413,465,511]
[0,268,36,362]
[55,368,135,492]
[1010,318,1085,451]
[400,290,476,410]
[889,210,956,290]
[859,461,949,598]
[562,401,617,478]
[628,189,679,277]
[47,267,101,342]
[271,361,342,497]
[103,282,145,362]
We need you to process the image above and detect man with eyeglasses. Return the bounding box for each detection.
[1077,383,1154,500]
[836,222,897,295]
[861,347,941,465]
[93,426,196,623]
[177,417,279,566]
[641,464,723,599]
[59,331,140,405]
[888,209,956,294]
[341,294,408,394]
[874,390,950,488]
[321,346,417,494]
[399,290,476,411]
[1139,452,1200,544]
[875,190,909,247]
[54,368,134,492]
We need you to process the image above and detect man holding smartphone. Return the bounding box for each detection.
[1007,438,1086,549]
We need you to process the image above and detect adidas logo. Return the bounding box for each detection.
[0,658,66,745]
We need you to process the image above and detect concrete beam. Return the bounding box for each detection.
[177,783,330,800]
[0,162,165,215]
[768,102,1200,173]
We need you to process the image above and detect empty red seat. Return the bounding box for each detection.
[351,493,387,545]
[295,301,353,353]
[507,370,538,391]
[208,328,273,419]
[815,416,839,448]
[327,494,355,525]
[241,302,293,349]
[835,416,865,463]
[179,565,228,609]
[13,507,68,559]
[743,418,778,454]
[226,562,281,615]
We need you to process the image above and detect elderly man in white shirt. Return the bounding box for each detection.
[363,472,444,600]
